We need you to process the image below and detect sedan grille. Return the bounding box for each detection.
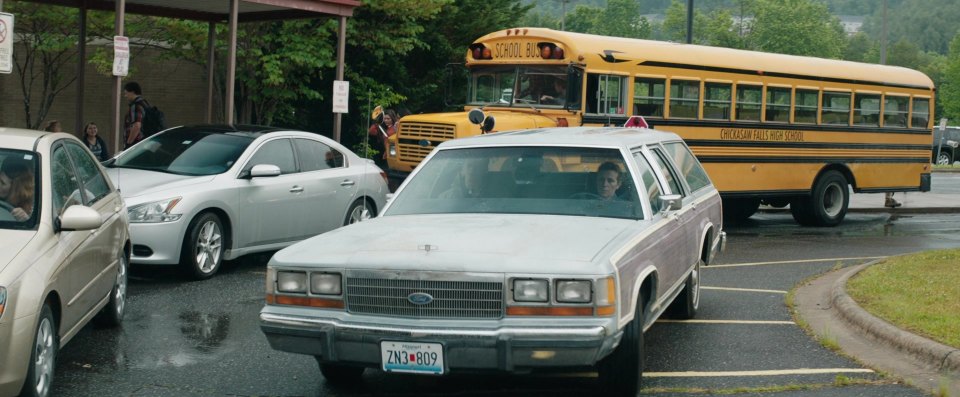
[345,276,503,319]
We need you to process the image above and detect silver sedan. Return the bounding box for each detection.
[107,125,388,280]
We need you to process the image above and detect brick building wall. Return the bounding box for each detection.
[0,44,212,151]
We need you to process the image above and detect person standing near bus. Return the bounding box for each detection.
[368,108,398,167]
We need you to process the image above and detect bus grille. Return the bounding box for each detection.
[345,276,504,319]
[398,122,456,163]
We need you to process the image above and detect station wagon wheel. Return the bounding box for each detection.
[597,295,644,396]
[343,198,372,226]
[182,212,224,280]
[94,250,128,327]
[317,357,365,386]
[937,151,951,165]
[666,258,701,319]
[22,305,58,397]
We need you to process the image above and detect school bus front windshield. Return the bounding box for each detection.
[470,65,568,108]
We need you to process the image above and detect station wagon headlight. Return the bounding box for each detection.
[556,280,592,303]
[277,271,308,293]
[128,197,182,223]
[513,279,548,302]
[0,287,6,319]
[310,273,342,295]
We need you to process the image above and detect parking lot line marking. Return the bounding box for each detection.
[701,286,787,294]
[656,319,795,325]
[707,256,885,269]
[645,368,875,377]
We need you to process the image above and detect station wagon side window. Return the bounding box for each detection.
[244,138,297,175]
[63,142,111,205]
[632,151,663,213]
[663,142,711,192]
[648,147,684,197]
[295,138,345,171]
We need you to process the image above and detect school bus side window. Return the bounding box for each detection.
[911,98,930,128]
[822,92,851,125]
[703,83,731,120]
[586,74,626,115]
[634,78,665,117]
[794,89,819,124]
[854,93,881,126]
[669,80,700,119]
[883,96,909,127]
[765,87,791,123]
[736,85,762,122]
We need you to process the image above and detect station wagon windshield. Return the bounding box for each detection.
[469,66,568,107]
[112,129,254,176]
[386,146,643,220]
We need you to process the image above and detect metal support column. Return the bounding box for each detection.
[226,0,238,125]
[206,22,216,123]
[112,0,125,154]
[333,16,346,142]
[686,0,694,44]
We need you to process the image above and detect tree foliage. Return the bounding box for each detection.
[748,0,846,58]
[941,35,960,122]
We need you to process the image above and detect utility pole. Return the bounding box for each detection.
[880,0,887,64]
[686,0,694,44]
[560,0,568,31]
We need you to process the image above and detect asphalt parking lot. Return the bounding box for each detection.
[49,211,960,396]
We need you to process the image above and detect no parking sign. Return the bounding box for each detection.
[0,12,13,74]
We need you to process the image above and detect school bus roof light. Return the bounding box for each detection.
[553,47,565,59]
[538,43,564,60]
[482,47,492,59]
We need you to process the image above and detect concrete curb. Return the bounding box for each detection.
[760,207,960,215]
[831,261,960,374]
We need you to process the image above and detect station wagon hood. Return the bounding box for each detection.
[107,167,216,198]
[275,214,640,273]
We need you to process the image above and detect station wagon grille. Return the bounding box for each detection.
[345,277,503,319]
[397,122,455,163]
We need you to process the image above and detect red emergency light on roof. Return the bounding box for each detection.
[624,116,649,129]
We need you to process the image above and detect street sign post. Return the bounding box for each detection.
[112,35,129,77]
[0,12,14,74]
[333,80,349,113]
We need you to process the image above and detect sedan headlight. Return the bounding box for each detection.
[0,287,6,319]
[277,271,308,293]
[310,273,342,295]
[556,280,592,303]
[513,279,548,302]
[128,197,182,223]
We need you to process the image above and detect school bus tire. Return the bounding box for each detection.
[795,170,849,227]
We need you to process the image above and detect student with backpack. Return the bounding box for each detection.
[123,81,166,149]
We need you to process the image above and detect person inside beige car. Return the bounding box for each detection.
[0,157,35,222]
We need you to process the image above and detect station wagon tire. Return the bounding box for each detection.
[94,251,128,327]
[597,296,644,396]
[666,258,701,319]
[343,198,371,226]
[182,212,224,280]
[936,151,951,165]
[722,198,760,223]
[22,305,57,397]
[794,170,848,227]
[317,358,365,385]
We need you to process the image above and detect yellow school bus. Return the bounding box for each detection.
[386,27,934,226]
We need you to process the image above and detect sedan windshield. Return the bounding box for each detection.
[112,128,254,176]
[386,146,642,220]
[0,150,40,230]
[469,65,568,107]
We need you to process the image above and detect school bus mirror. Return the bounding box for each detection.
[468,108,485,125]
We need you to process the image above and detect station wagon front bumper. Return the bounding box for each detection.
[259,309,622,373]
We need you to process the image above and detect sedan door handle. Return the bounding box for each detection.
[289,186,304,193]
[340,180,356,187]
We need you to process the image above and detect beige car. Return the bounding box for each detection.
[0,128,130,397]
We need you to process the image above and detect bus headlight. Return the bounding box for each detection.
[389,144,397,157]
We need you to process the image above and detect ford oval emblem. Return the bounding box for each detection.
[418,139,431,147]
[407,292,434,305]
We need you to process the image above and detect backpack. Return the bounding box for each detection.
[137,98,166,137]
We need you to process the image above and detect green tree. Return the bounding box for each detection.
[938,34,960,121]
[595,0,650,39]
[658,0,709,43]
[843,32,876,63]
[563,4,599,34]
[748,0,846,58]
[861,0,959,54]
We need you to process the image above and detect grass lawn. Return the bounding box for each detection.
[846,249,960,349]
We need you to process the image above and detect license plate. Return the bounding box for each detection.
[380,341,444,375]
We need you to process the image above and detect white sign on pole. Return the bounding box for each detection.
[332,80,349,113]
[0,12,14,74]
[112,36,129,77]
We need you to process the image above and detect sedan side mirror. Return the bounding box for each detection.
[659,194,683,212]
[59,205,103,231]
[250,164,281,178]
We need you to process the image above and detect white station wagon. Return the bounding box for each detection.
[259,126,725,396]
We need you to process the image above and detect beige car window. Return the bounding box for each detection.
[64,142,111,205]
[51,146,82,215]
